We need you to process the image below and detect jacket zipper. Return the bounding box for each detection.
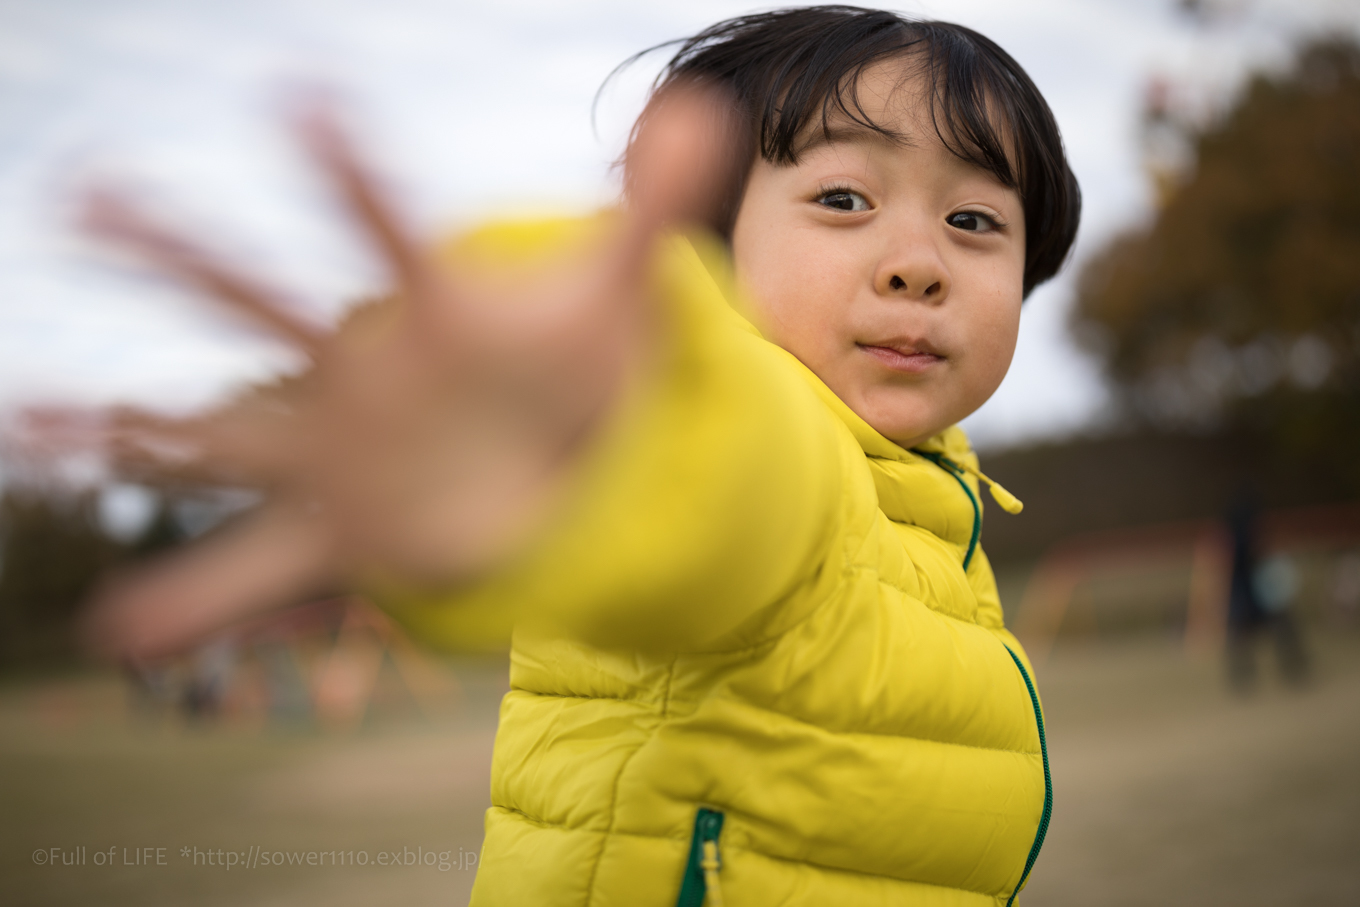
[1003,647,1053,907]
[912,450,983,570]
[915,449,1050,901]
[675,807,725,907]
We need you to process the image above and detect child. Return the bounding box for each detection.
[78,6,1079,906]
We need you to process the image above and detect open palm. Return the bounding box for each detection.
[41,87,734,661]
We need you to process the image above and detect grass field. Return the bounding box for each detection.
[3,632,1358,906]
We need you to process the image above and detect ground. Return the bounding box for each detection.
[3,634,1358,906]
[1024,634,1360,906]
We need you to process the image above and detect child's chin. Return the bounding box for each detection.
[853,395,948,447]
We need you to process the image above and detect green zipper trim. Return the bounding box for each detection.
[1003,646,1052,907]
[675,807,724,907]
[912,450,982,571]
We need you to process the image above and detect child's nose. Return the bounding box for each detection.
[874,252,950,303]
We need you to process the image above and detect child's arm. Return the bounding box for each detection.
[380,226,849,653]
[57,87,841,660]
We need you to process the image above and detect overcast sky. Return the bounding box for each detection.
[2,0,1358,454]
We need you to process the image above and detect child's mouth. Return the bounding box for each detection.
[857,342,945,374]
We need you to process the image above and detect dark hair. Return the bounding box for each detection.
[617,5,1081,297]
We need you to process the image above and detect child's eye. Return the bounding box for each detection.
[816,190,870,212]
[947,211,1001,232]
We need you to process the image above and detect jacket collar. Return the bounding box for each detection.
[775,353,983,551]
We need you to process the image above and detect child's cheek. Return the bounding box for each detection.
[969,290,1023,401]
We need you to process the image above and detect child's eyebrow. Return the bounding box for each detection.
[795,118,1020,193]
[795,122,910,157]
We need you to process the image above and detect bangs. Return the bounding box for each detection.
[761,28,1022,196]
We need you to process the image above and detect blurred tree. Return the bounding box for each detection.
[1072,38,1360,484]
[0,488,122,668]
[0,302,381,671]
[0,482,194,669]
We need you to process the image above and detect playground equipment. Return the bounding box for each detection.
[1013,502,1360,665]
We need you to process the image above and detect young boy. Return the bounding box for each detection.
[78,7,1079,906]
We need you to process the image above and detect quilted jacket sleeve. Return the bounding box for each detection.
[374,218,851,654]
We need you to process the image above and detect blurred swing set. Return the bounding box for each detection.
[1012,501,1360,665]
[121,501,1360,723]
[128,594,462,732]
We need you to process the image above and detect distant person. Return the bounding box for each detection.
[1331,551,1360,626]
[182,637,235,718]
[1225,492,1309,690]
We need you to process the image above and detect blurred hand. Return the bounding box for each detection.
[32,84,736,661]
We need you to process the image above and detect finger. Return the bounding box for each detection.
[565,81,741,319]
[528,82,740,338]
[16,402,301,487]
[83,187,327,355]
[625,81,743,238]
[79,502,333,661]
[10,405,109,453]
[291,101,444,307]
[109,403,303,485]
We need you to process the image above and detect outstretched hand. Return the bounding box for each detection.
[32,85,737,661]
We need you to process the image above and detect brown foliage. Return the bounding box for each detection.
[1072,38,1360,457]
[0,490,124,667]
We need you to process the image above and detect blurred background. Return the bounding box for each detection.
[2,0,1359,904]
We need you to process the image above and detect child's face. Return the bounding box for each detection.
[731,58,1025,448]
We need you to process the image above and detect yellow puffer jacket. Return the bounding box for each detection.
[383,220,1051,906]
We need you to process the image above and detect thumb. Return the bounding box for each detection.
[79,503,333,661]
[625,81,743,234]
